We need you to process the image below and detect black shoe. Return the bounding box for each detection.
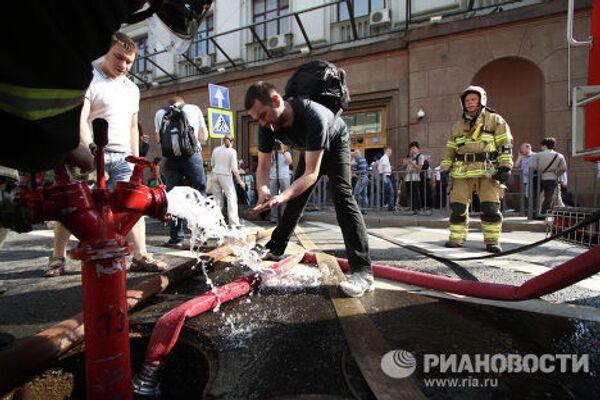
[444,240,462,248]
[264,251,284,261]
[486,244,502,253]
[253,245,284,261]
[164,240,184,249]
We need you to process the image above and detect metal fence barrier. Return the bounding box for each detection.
[242,164,600,219]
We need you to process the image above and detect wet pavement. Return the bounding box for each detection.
[1,211,599,399]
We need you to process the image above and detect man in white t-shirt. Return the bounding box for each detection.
[154,96,208,247]
[378,147,394,211]
[211,135,245,228]
[44,33,167,276]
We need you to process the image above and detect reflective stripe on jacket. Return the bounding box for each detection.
[440,108,513,179]
[0,82,84,121]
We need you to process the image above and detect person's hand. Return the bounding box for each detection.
[493,167,511,184]
[239,181,246,190]
[64,143,95,173]
[249,193,271,219]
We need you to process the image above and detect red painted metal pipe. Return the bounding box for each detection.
[72,246,132,398]
[10,143,168,399]
[584,0,600,161]
[302,246,600,301]
[132,251,305,396]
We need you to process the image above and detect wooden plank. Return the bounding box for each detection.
[314,252,425,400]
[293,226,424,399]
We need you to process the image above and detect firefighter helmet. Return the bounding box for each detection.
[460,85,487,111]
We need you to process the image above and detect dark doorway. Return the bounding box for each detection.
[473,57,544,149]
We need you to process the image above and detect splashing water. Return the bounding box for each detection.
[166,186,245,249]
[166,186,269,274]
[260,265,323,291]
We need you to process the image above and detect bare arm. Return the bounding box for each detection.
[198,126,209,143]
[255,150,272,202]
[231,150,245,189]
[282,149,323,200]
[252,149,323,216]
[79,98,92,147]
[130,113,139,157]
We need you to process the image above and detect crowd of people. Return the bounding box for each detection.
[1,25,574,297]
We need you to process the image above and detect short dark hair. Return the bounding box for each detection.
[408,141,420,149]
[245,81,277,110]
[541,137,556,149]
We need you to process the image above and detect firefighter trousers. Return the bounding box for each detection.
[448,177,503,245]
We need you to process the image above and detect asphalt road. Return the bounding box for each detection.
[1,217,600,399]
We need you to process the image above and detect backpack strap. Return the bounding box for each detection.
[541,153,559,174]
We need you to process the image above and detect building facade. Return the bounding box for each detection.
[124,0,594,179]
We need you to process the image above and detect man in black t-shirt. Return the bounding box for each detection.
[245,81,373,297]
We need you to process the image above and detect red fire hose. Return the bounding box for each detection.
[132,251,305,396]
[302,245,600,301]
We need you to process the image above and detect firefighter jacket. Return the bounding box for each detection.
[440,107,513,179]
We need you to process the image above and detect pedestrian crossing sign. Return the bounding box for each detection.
[207,107,235,138]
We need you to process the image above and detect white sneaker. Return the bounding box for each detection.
[339,272,375,298]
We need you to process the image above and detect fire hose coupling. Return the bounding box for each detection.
[132,362,164,398]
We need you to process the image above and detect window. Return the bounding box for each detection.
[342,110,382,135]
[133,37,149,73]
[253,0,290,40]
[339,0,385,21]
[188,15,215,58]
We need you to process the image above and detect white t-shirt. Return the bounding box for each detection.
[211,145,238,176]
[85,63,140,153]
[154,103,206,150]
[378,154,392,175]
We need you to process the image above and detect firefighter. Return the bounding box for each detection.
[440,86,513,253]
[0,0,212,173]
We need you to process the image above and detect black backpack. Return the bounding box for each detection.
[159,104,198,158]
[284,60,350,116]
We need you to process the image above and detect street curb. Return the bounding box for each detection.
[301,213,547,233]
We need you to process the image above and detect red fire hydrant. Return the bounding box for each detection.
[11,119,168,400]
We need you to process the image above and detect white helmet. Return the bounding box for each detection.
[460,85,487,111]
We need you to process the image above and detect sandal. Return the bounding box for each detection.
[130,254,168,272]
[43,256,66,277]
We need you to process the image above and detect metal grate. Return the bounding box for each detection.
[548,207,600,248]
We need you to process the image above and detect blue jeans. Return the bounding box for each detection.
[382,175,394,211]
[163,153,206,242]
[353,175,369,210]
[104,151,133,192]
